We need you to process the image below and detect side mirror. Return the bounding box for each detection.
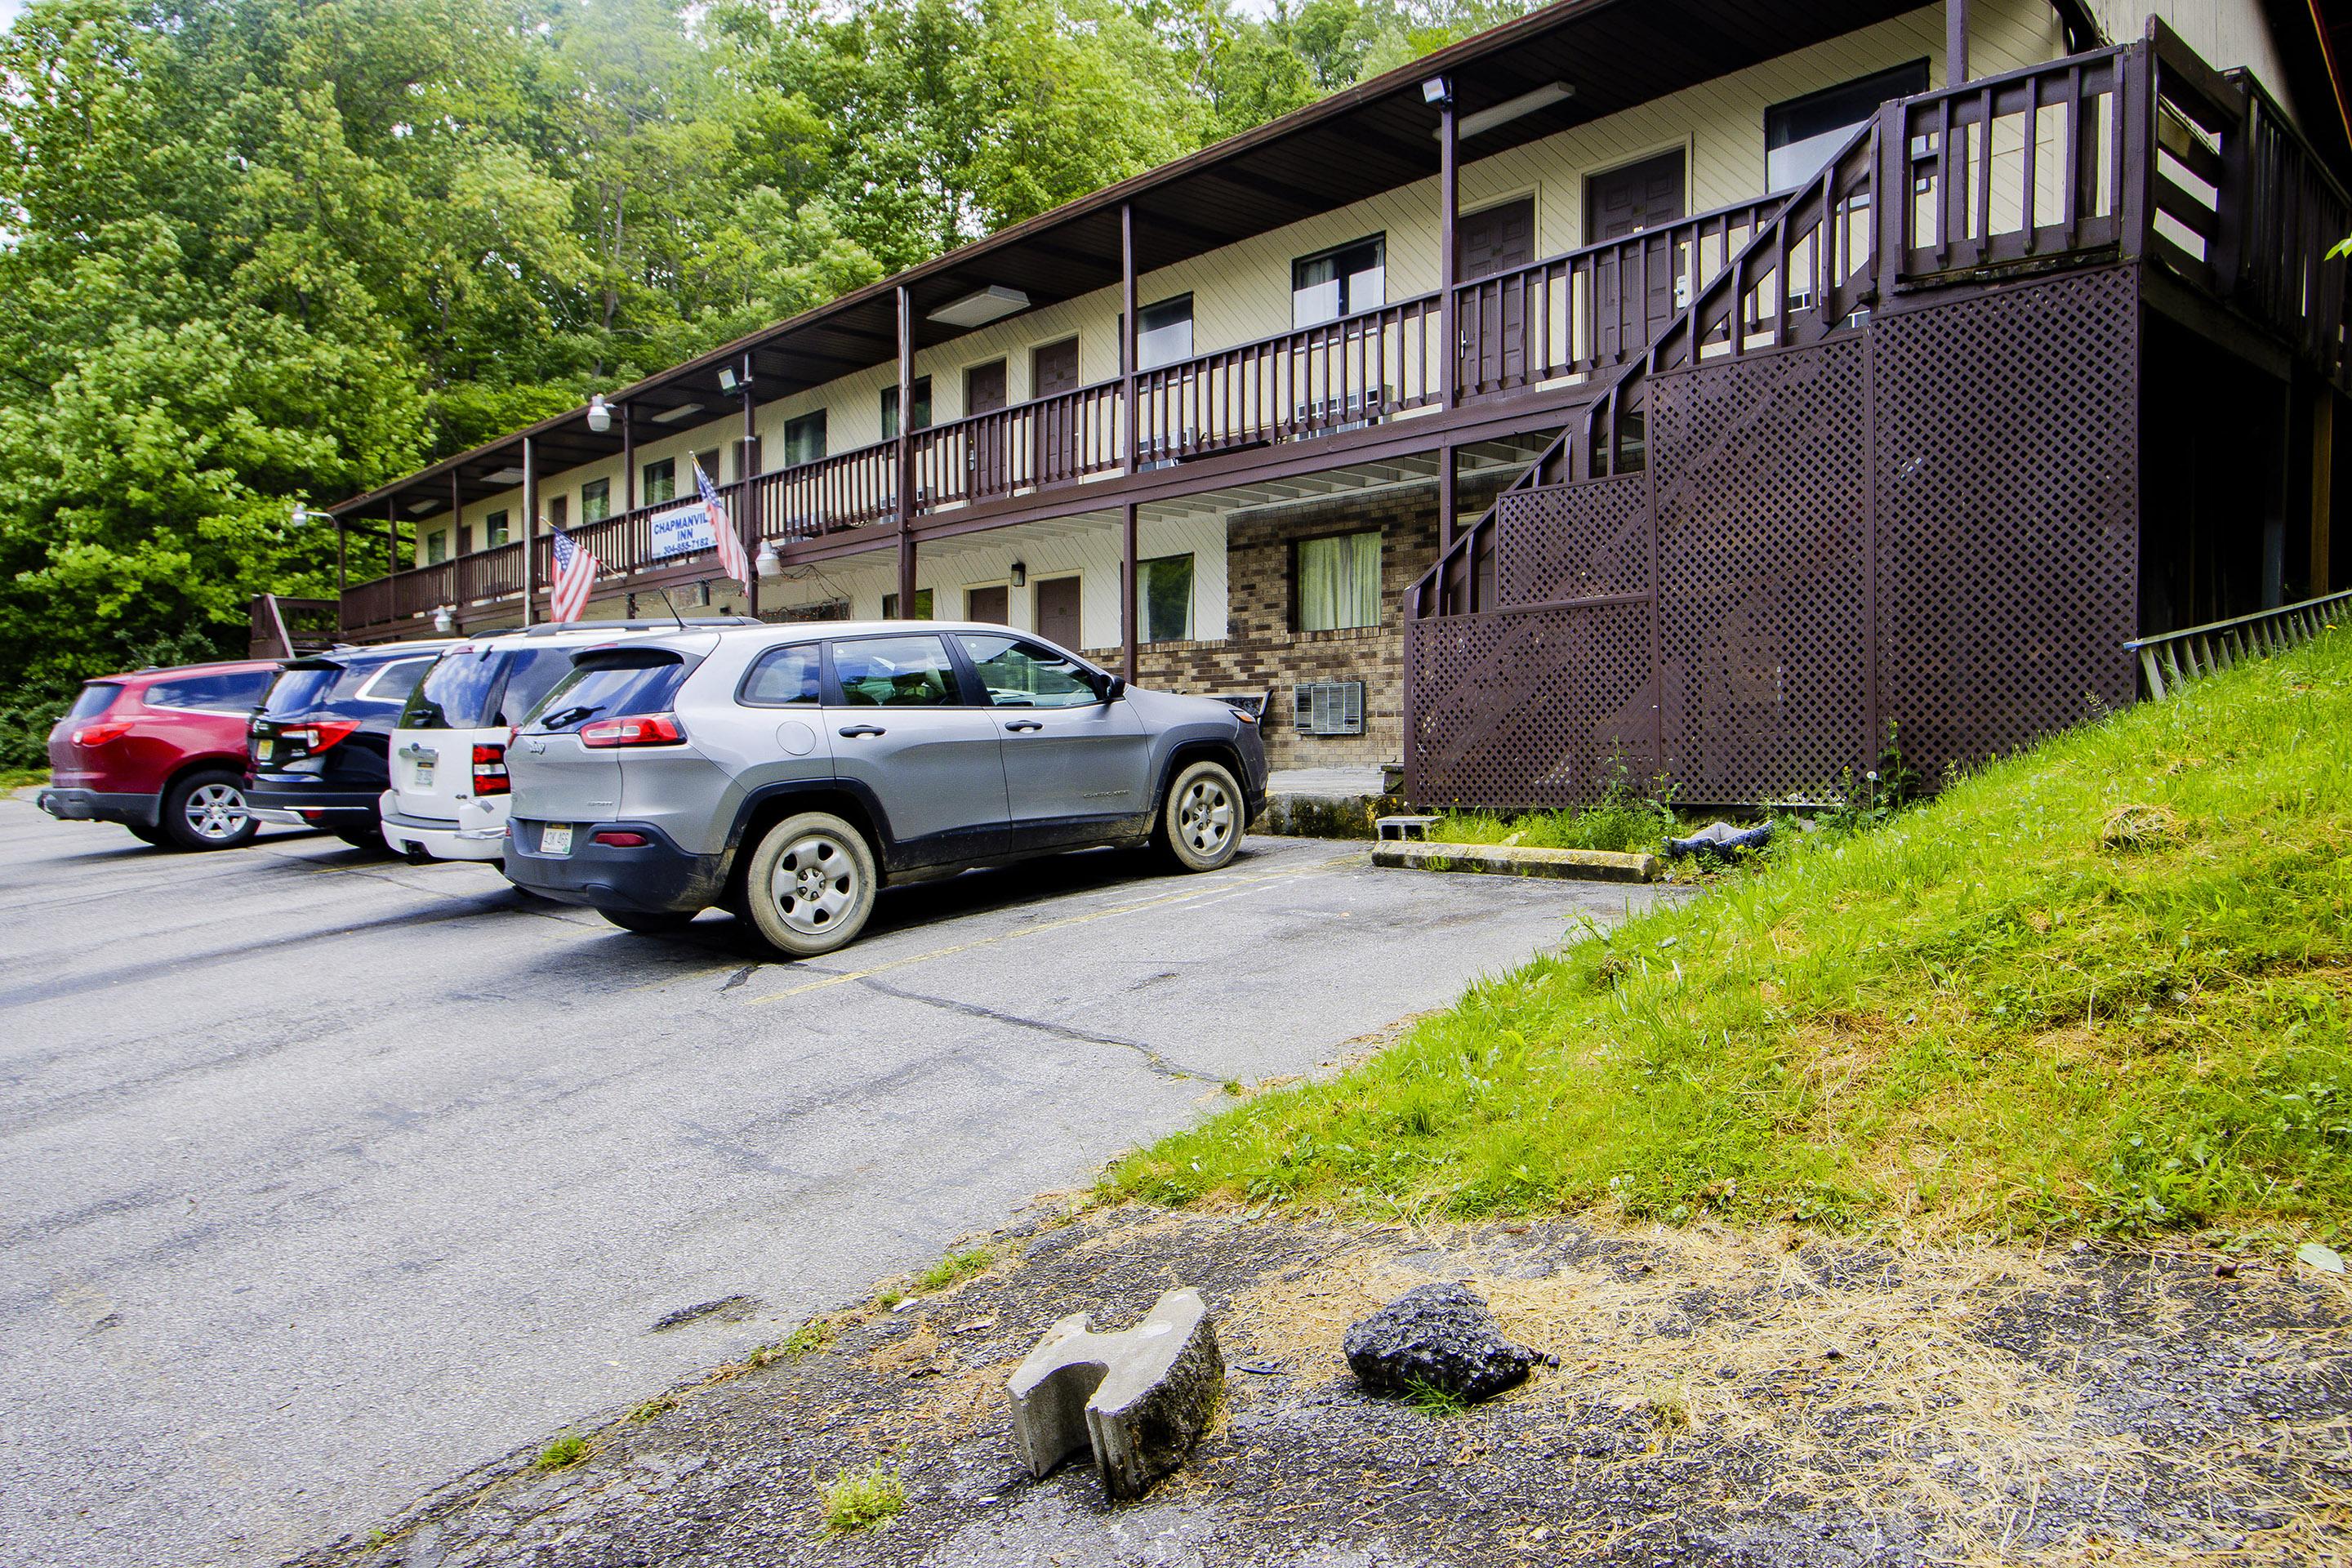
[1098,674,1127,703]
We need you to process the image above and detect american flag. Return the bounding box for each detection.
[695,458,750,588]
[548,523,599,622]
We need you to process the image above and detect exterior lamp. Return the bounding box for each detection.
[1009,560,1027,587]
[717,366,749,396]
[586,393,612,434]
[1421,75,1452,107]
[754,538,782,578]
[289,505,336,528]
[432,606,455,635]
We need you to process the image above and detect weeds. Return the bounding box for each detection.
[817,1459,905,1534]
[915,1246,991,1293]
[533,1433,590,1470]
[1432,752,1677,856]
[626,1395,677,1423]
[1107,629,2352,1240]
[779,1316,837,1356]
[1402,1378,1468,1417]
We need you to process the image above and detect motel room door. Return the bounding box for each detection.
[1585,149,1687,359]
[1456,197,1535,392]
[966,359,1008,499]
[1031,337,1080,482]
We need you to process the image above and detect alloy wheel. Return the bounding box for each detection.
[1178,777,1234,858]
[184,782,247,843]
[769,831,860,936]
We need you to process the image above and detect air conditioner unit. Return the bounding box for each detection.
[1293,679,1365,736]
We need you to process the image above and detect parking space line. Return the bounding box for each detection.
[742,854,1355,1006]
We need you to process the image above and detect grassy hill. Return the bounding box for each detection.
[1111,628,2352,1242]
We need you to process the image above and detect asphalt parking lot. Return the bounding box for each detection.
[0,793,1679,1568]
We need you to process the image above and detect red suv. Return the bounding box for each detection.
[39,660,280,850]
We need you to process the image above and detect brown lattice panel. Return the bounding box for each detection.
[1650,336,1875,801]
[1870,267,2140,781]
[1407,605,1655,808]
[1495,477,1650,604]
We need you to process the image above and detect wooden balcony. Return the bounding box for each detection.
[341,27,2348,640]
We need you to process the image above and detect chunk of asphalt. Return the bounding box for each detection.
[1343,1281,1551,1402]
[1005,1286,1223,1500]
[649,1294,759,1332]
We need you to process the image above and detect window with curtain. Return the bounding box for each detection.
[880,587,934,620]
[643,458,676,504]
[880,379,933,438]
[1138,554,1193,643]
[425,530,448,565]
[784,412,826,466]
[1765,60,1927,192]
[1296,531,1381,631]
[1134,296,1193,372]
[581,478,611,523]
[486,510,510,546]
[1292,236,1385,327]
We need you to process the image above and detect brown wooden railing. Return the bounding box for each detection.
[758,438,900,540]
[910,379,1123,509]
[1452,198,1778,397]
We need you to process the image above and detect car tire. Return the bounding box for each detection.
[1156,759,1244,872]
[127,822,171,848]
[599,907,699,936]
[160,769,259,852]
[335,824,391,854]
[740,810,878,958]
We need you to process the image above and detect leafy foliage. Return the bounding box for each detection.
[0,0,1529,704]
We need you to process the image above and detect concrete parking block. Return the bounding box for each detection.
[1007,1286,1223,1499]
[1371,840,1659,883]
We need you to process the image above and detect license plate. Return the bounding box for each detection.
[413,763,434,790]
[541,824,573,855]
[255,739,274,761]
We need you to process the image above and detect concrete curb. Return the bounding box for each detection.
[1006,1286,1223,1500]
[1370,840,1659,884]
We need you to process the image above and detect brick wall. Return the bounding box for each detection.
[1089,474,1504,771]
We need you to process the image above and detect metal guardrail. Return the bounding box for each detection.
[2125,589,2352,697]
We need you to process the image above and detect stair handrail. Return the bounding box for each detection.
[1405,117,1883,621]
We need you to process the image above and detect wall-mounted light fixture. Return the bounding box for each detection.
[717,366,751,397]
[586,393,612,434]
[432,606,456,635]
[1421,75,1452,107]
[288,505,336,528]
[1009,560,1027,588]
[755,538,782,578]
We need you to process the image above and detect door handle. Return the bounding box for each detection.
[838,724,887,738]
[1003,719,1045,733]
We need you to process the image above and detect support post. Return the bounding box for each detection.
[739,353,760,615]
[1438,96,1459,410]
[1945,0,1969,85]
[1120,502,1138,683]
[521,436,537,627]
[1120,203,1140,680]
[622,401,635,514]
[2315,390,2336,595]
[452,472,462,556]
[895,285,918,614]
[386,498,397,578]
[1437,440,1458,568]
[336,520,347,595]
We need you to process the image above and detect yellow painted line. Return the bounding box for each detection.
[743,854,1352,1006]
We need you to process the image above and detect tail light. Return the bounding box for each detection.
[271,719,359,754]
[579,714,685,748]
[70,719,134,746]
[591,830,650,848]
[470,742,510,796]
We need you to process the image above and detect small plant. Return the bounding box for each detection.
[1642,1386,1692,1441]
[875,1286,904,1309]
[1402,1377,1468,1417]
[627,1394,677,1423]
[915,1245,992,1293]
[2100,801,2181,853]
[818,1459,906,1534]
[534,1432,590,1470]
[780,1316,837,1356]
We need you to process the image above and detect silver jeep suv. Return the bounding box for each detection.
[501,621,1268,956]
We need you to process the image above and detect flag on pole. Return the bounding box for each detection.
[695,458,749,588]
[548,523,599,622]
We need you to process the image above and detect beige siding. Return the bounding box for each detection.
[2090,0,2296,113]
[418,0,2096,568]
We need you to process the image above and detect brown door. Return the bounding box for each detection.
[965,359,1008,500]
[967,583,1009,624]
[457,523,473,555]
[1586,151,1688,358]
[1036,576,1081,650]
[1031,337,1080,481]
[1455,197,1536,392]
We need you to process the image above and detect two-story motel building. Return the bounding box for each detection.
[323,0,2351,804]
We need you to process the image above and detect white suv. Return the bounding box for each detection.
[380,620,751,862]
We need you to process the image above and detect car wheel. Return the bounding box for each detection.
[127,822,170,848]
[741,810,878,958]
[335,824,391,854]
[599,907,699,935]
[161,769,258,852]
[1157,759,1243,872]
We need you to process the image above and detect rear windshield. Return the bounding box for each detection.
[404,648,505,730]
[525,650,689,733]
[497,648,582,726]
[263,655,434,717]
[67,683,121,722]
[144,670,273,713]
[263,665,344,717]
